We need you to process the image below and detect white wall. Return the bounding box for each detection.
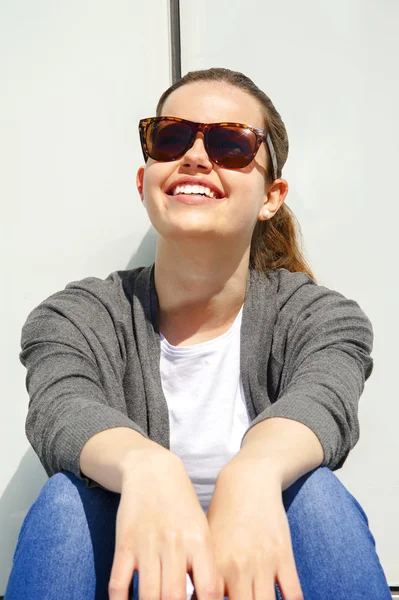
[0,0,169,593]
[180,0,399,585]
[1,0,398,593]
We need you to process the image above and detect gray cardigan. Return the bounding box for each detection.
[19,264,374,490]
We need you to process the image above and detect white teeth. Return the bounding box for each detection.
[171,184,218,199]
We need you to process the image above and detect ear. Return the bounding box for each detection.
[136,166,145,202]
[259,178,289,220]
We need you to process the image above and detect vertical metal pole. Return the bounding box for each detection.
[170,0,181,83]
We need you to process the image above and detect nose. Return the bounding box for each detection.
[182,132,212,170]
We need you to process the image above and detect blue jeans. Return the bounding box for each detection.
[4,466,391,600]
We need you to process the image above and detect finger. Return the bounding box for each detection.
[223,571,250,600]
[276,557,303,600]
[160,534,187,600]
[253,574,278,600]
[108,546,137,600]
[138,553,162,600]
[189,538,224,600]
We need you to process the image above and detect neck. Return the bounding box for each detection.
[153,236,250,337]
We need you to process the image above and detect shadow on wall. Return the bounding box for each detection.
[125,226,158,271]
[0,226,159,595]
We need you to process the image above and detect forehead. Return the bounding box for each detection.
[160,81,265,130]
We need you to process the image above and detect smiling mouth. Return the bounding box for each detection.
[166,184,224,200]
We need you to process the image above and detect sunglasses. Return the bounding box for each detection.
[138,116,278,178]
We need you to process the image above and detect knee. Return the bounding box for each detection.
[25,472,88,533]
[39,472,84,510]
[10,472,93,567]
[43,471,81,494]
[282,466,369,531]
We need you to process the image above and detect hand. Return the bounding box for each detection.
[108,448,224,600]
[205,453,303,600]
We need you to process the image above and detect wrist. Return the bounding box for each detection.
[121,440,176,476]
[220,450,284,489]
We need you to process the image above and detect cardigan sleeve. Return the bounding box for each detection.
[19,289,149,491]
[242,278,374,471]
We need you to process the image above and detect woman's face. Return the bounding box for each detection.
[136,81,285,243]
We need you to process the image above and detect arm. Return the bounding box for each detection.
[19,289,155,491]
[205,284,374,599]
[237,416,324,491]
[222,284,374,490]
[206,420,311,599]
[240,279,375,474]
[80,427,169,493]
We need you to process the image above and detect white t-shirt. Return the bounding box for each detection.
[159,304,250,600]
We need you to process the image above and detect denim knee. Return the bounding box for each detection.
[281,465,377,555]
[280,466,391,600]
[6,472,123,600]
[283,466,370,531]
[12,472,88,560]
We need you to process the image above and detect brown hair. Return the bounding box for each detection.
[156,67,317,283]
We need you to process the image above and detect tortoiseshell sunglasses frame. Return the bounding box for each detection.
[138,116,278,179]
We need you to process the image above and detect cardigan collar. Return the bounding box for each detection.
[131,262,279,447]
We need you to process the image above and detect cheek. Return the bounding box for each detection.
[141,170,159,211]
[142,175,151,198]
[142,164,175,215]
[239,176,267,222]
[142,164,162,199]
[237,171,265,201]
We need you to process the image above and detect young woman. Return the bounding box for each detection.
[5,68,391,600]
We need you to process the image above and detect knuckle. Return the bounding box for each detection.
[198,582,221,599]
[271,533,286,550]
[115,540,134,555]
[230,555,250,571]
[108,577,126,593]
[187,528,207,546]
[162,529,180,543]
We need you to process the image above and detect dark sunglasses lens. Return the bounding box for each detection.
[207,127,256,167]
[146,120,193,160]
